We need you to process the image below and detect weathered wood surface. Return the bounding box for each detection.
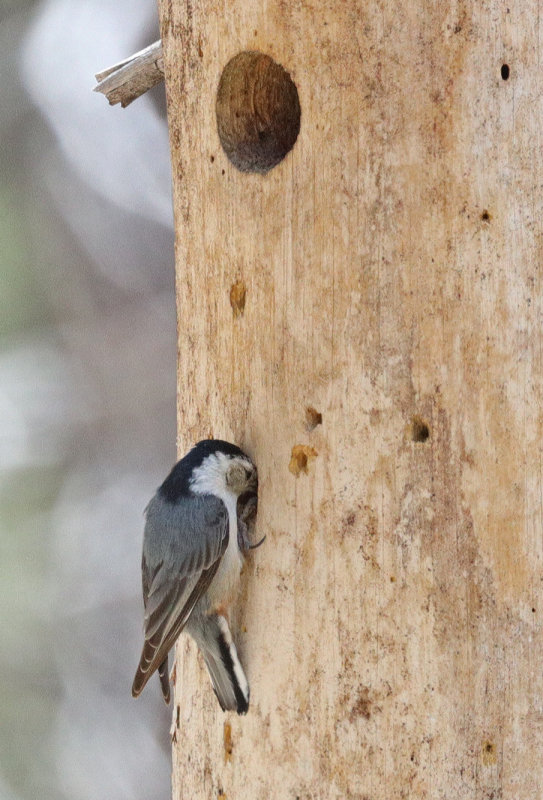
[159,1,543,797]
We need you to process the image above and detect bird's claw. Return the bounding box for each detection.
[237,519,266,553]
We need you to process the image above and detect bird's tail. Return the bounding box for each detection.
[158,657,171,704]
[191,613,250,714]
[132,654,171,704]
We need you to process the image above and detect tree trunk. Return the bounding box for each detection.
[158,1,543,797]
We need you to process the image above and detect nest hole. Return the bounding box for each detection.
[216,51,301,174]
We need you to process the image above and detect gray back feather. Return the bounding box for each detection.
[131,492,229,698]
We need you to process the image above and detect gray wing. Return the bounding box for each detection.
[132,493,228,698]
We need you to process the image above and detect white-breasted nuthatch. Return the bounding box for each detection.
[132,439,260,714]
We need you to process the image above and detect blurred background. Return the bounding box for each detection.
[1,1,176,798]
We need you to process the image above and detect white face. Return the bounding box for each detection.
[190,452,257,499]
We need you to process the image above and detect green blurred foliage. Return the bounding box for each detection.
[0,189,49,336]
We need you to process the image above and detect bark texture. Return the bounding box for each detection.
[158,1,543,797]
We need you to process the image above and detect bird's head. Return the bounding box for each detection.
[188,440,257,501]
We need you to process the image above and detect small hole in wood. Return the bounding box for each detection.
[223,722,233,762]
[411,416,430,442]
[481,209,491,222]
[305,406,322,431]
[501,63,510,80]
[289,444,318,476]
[482,740,497,764]
[230,281,247,317]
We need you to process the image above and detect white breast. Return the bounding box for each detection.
[207,496,243,612]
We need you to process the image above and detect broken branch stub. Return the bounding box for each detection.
[94,40,164,107]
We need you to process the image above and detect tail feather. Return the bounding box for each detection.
[133,614,249,713]
[195,614,249,714]
[158,657,171,704]
[132,655,170,704]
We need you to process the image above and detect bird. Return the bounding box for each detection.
[131,439,260,714]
